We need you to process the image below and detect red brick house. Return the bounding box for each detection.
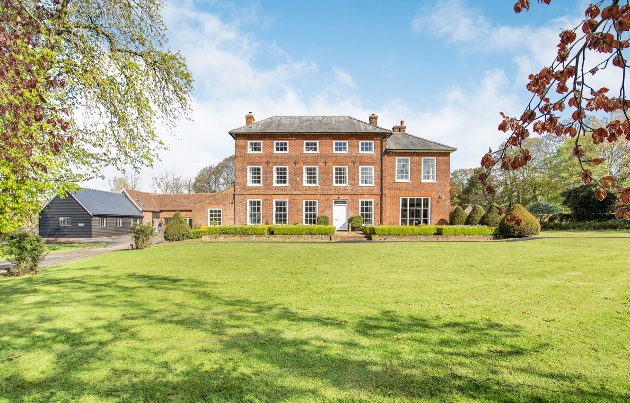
[229,114,455,229]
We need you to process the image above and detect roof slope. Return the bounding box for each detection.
[72,189,143,216]
[124,189,215,212]
[386,132,456,152]
[229,116,391,136]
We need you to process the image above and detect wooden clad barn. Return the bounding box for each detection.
[39,188,143,238]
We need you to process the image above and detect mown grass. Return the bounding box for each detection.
[1,237,629,402]
[0,242,106,260]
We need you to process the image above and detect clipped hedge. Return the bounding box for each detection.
[450,206,467,225]
[316,215,330,226]
[480,204,503,227]
[541,220,630,231]
[436,226,499,236]
[271,225,335,235]
[191,225,271,238]
[363,226,438,236]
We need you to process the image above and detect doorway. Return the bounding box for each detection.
[333,200,348,231]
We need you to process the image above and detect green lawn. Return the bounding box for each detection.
[1,242,106,260]
[1,237,629,402]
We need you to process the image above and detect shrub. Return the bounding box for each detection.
[362,226,375,235]
[349,215,364,231]
[130,224,155,249]
[541,220,630,231]
[191,225,271,238]
[371,226,438,236]
[499,204,541,237]
[450,206,467,225]
[561,184,618,221]
[480,204,502,227]
[163,212,192,241]
[526,201,559,219]
[271,225,335,235]
[2,231,48,276]
[436,226,499,236]
[465,204,485,225]
[316,215,330,226]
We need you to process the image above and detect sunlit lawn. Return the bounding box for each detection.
[1,236,629,402]
[0,242,106,260]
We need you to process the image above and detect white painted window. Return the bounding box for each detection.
[360,200,374,225]
[208,209,222,225]
[422,157,437,181]
[184,218,193,228]
[274,141,288,153]
[248,166,262,185]
[400,197,430,225]
[100,217,107,227]
[396,157,410,181]
[59,217,71,226]
[274,166,288,186]
[304,166,318,186]
[274,200,288,224]
[334,141,348,153]
[304,141,319,153]
[248,200,262,225]
[116,218,123,227]
[360,141,374,153]
[303,200,318,225]
[333,166,348,186]
[248,141,262,153]
[359,166,374,186]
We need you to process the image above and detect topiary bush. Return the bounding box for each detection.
[480,204,503,227]
[316,215,329,226]
[499,204,541,237]
[2,231,48,276]
[450,206,467,225]
[465,204,485,225]
[130,224,155,249]
[526,201,559,219]
[349,215,363,231]
[163,211,192,241]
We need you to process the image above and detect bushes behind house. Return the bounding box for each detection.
[1,231,48,275]
[480,204,503,227]
[163,212,192,241]
[130,224,155,249]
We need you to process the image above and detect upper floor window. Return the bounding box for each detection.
[396,157,410,182]
[248,141,262,153]
[422,157,437,181]
[360,141,374,153]
[275,141,288,153]
[333,166,348,186]
[304,166,318,186]
[334,141,348,153]
[274,166,288,186]
[304,141,319,153]
[360,166,374,186]
[248,166,262,185]
[59,217,71,226]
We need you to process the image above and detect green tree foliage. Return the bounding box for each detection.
[526,201,559,219]
[465,204,485,225]
[561,185,618,221]
[0,0,193,236]
[480,204,503,227]
[193,155,236,193]
[499,204,541,238]
[316,215,330,226]
[130,224,155,249]
[450,206,467,225]
[349,215,363,231]
[163,212,191,241]
[1,232,48,276]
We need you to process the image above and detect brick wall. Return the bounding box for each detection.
[191,187,235,226]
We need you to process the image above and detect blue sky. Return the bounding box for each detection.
[91,0,592,190]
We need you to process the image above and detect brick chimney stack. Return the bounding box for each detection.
[245,112,255,126]
[392,120,406,133]
[369,114,378,126]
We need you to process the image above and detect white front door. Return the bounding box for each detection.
[333,200,348,230]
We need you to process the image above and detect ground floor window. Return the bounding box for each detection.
[274,200,288,224]
[400,197,430,225]
[59,217,71,226]
[116,218,123,227]
[359,200,374,225]
[184,218,193,228]
[248,200,262,224]
[208,209,222,225]
[303,200,318,225]
[100,217,107,227]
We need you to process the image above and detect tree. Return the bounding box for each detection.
[480,0,630,220]
[526,201,559,219]
[163,211,191,241]
[151,171,192,194]
[109,172,141,192]
[0,0,193,235]
[561,184,618,221]
[192,155,236,193]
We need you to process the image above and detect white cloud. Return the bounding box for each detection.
[332,68,356,88]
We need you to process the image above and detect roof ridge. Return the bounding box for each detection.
[393,132,457,150]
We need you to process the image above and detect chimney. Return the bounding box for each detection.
[392,120,406,133]
[369,114,378,126]
[245,112,255,126]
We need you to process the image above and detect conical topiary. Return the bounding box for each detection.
[450,206,467,225]
[480,204,503,227]
[499,204,541,237]
[465,204,485,225]
[163,211,192,241]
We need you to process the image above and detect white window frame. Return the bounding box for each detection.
[333,141,348,153]
[303,200,318,225]
[274,166,289,186]
[359,141,374,153]
[59,217,71,226]
[184,218,193,228]
[248,141,262,153]
[303,166,319,186]
[422,157,437,182]
[100,217,107,227]
[304,141,319,153]
[274,141,289,153]
[396,157,410,182]
[248,166,262,186]
[208,209,222,225]
[359,199,374,225]
[400,197,431,225]
[359,166,374,186]
[333,166,348,186]
[247,199,262,225]
[273,199,288,225]
[116,218,123,227]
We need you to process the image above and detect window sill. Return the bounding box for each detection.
[303,184,319,187]
[333,151,349,154]
[333,184,349,187]
[247,151,263,154]
[303,151,319,154]
[273,184,289,186]
[359,151,374,154]
[274,151,289,154]
[247,184,263,186]
[395,180,411,183]
[421,180,438,183]
[359,184,375,187]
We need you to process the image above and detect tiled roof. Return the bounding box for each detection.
[229,116,391,136]
[71,189,143,217]
[386,132,456,152]
[123,189,215,212]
